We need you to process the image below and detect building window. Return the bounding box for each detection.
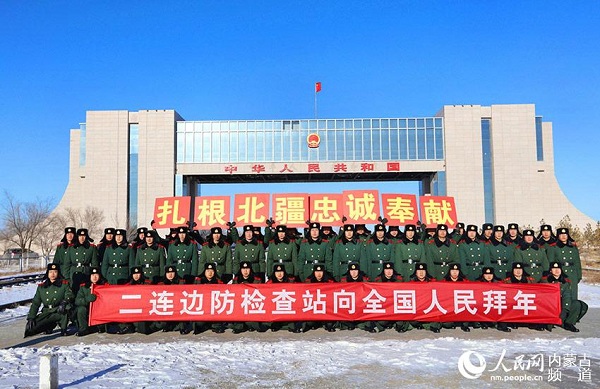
[535,116,544,161]
[79,123,86,167]
[128,124,139,228]
[481,119,494,223]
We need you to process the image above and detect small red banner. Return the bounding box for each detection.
[153,197,191,229]
[419,196,458,228]
[381,194,419,226]
[234,193,270,226]
[272,194,309,228]
[90,283,561,325]
[342,190,381,224]
[194,196,231,229]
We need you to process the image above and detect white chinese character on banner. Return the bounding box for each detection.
[333,289,356,314]
[362,289,387,314]
[211,290,235,315]
[241,289,267,314]
[513,290,537,315]
[393,290,416,314]
[149,290,175,316]
[272,289,296,314]
[180,290,204,315]
[302,289,327,314]
[482,290,507,314]
[454,290,477,315]
[423,289,448,315]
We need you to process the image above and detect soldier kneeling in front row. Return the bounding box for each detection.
[75,267,108,336]
[25,263,73,337]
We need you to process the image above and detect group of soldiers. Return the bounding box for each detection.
[24,220,587,337]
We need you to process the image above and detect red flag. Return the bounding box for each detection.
[315,82,322,93]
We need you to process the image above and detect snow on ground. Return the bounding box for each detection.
[0,283,38,305]
[1,283,599,388]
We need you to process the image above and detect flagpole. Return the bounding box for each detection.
[314,88,318,119]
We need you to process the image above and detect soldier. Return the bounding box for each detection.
[504,223,523,246]
[199,227,233,283]
[157,265,189,334]
[386,225,403,244]
[298,222,333,282]
[166,226,199,283]
[442,263,471,332]
[408,263,441,333]
[233,225,266,278]
[121,266,154,335]
[232,261,267,333]
[193,263,226,334]
[504,262,540,331]
[450,222,465,242]
[548,227,582,300]
[64,228,99,296]
[25,263,73,337]
[475,267,509,332]
[266,225,298,279]
[53,226,76,270]
[267,264,301,333]
[424,224,459,280]
[486,225,515,280]
[339,263,375,332]
[101,229,134,285]
[135,230,166,283]
[364,224,393,281]
[391,224,425,280]
[374,262,407,332]
[130,227,148,257]
[74,267,107,336]
[541,261,587,332]
[96,228,115,267]
[332,224,366,281]
[537,224,556,254]
[354,224,371,244]
[458,224,490,280]
[303,264,336,332]
[479,223,494,243]
[514,229,548,282]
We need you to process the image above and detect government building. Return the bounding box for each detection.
[55,104,594,230]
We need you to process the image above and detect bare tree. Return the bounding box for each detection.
[51,206,106,241]
[0,191,54,256]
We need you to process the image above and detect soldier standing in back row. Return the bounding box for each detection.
[458,224,490,280]
[53,227,76,270]
[64,228,99,296]
[514,229,548,282]
[233,225,266,277]
[167,226,199,283]
[391,224,425,280]
[332,224,365,281]
[96,228,115,268]
[548,227,582,300]
[199,227,233,283]
[364,224,393,280]
[266,225,298,279]
[135,231,166,283]
[424,224,459,280]
[486,225,515,280]
[298,222,333,281]
[101,229,134,285]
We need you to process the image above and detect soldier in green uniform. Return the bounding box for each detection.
[135,230,166,283]
[541,261,587,332]
[233,225,266,277]
[199,227,233,283]
[302,264,336,332]
[391,224,425,280]
[75,267,107,336]
[53,226,76,270]
[450,222,465,242]
[537,224,556,254]
[424,224,459,280]
[548,227,582,300]
[374,262,408,332]
[364,224,393,280]
[64,228,99,296]
[386,225,402,244]
[166,226,199,284]
[408,263,441,333]
[339,263,376,332]
[231,261,267,333]
[131,227,148,258]
[157,265,189,334]
[121,266,154,335]
[266,225,298,279]
[332,224,366,281]
[479,223,494,243]
[25,263,73,337]
[503,262,539,330]
[267,264,302,333]
[504,223,523,246]
[193,263,226,334]
[458,224,490,280]
[96,227,115,268]
[298,222,333,281]
[476,266,509,332]
[354,224,371,244]
[442,263,471,332]
[514,229,548,282]
[486,225,515,280]
[101,229,134,285]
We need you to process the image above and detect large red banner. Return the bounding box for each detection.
[89,283,561,325]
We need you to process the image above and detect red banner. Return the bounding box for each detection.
[89,283,561,325]
[153,197,191,229]
[342,190,381,224]
[234,193,270,225]
[194,196,230,229]
[310,194,343,226]
[381,194,419,226]
[419,196,458,228]
[272,194,309,228]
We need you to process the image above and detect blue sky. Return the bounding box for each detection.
[1,1,599,221]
